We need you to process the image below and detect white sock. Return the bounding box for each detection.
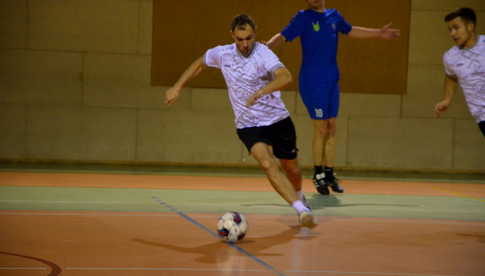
[292,200,309,213]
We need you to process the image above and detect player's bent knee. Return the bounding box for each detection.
[260,159,276,171]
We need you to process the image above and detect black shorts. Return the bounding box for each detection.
[479,121,485,136]
[236,117,298,160]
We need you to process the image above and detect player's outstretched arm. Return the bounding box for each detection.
[165,56,206,105]
[246,67,292,106]
[434,74,458,117]
[266,33,286,51]
[348,23,400,40]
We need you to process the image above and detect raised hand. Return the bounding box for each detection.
[380,23,400,40]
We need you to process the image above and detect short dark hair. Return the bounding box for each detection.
[230,14,256,32]
[444,7,477,26]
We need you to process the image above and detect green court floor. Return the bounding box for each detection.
[1,186,484,221]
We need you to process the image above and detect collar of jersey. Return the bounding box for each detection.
[307,8,335,17]
[234,42,259,59]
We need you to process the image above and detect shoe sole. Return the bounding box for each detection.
[313,180,330,195]
[326,178,344,193]
[299,212,316,228]
[330,187,344,193]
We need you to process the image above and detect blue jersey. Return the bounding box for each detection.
[281,9,352,82]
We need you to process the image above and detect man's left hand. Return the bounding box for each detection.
[246,91,262,106]
[380,23,400,40]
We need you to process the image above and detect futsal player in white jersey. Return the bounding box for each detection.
[435,8,485,136]
[164,14,315,227]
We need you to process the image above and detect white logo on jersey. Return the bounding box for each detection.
[315,108,324,118]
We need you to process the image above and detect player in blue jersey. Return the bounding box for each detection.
[267,0,400,195]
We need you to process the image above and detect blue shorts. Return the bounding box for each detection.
[299,80,340,120]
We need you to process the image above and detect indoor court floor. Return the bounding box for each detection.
[0,166,484,276]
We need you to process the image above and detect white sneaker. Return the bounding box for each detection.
[299,210,316,227]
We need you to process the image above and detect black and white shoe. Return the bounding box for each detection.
[313,173,329,195]
[326,174,344,193]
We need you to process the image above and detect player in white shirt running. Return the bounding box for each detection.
[435,7,485,136]
[165,14,315,227]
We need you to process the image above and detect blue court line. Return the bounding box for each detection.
[152,196,289,276]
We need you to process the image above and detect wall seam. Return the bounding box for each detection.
[25,0,30,49]
[25,104,31,158]
[134,108,140,162]
[81,52,86,107]
[22,104,28,159]
[451,118,456,169]
[136,0,142,55]
[399,93,404,119]
[345,116,351,168]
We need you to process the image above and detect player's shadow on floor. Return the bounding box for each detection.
[133,225,316,264]
[307,194,342,209]
[241,194,419,210]
[307,194,419,210]
[456,233,485,244]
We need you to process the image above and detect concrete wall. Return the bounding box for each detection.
[1,0,484,172]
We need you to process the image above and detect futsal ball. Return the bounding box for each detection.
[217,211,248,242]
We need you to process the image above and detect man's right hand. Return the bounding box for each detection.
[434,100,450,117]
[165,87,181,105]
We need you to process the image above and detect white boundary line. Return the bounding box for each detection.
[65,267,266,272]
[0,211,184,217]
[0,267,46,270]
[0,200,141,204]
[286,270,455,276]
[57,267,454,276]
[0,266,459,276]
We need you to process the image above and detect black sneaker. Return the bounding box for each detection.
[325,174,344,193]
[313,173,329,195]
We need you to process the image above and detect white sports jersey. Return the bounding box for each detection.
[204,42,290,129]
[443,35,485,122]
